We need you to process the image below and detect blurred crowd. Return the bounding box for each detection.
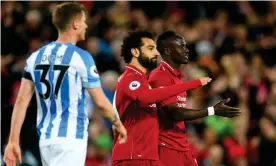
[1,1,276,166]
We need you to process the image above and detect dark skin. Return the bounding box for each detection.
[161,34,241,121]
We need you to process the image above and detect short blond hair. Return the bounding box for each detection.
[52,2,85,32]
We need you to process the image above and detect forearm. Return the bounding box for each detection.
[96,98,121,126]
[88,88,121,126]
[170,108,208,121]
[138,79,201,105]
[9,96,30,143]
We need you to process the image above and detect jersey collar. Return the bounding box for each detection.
[160,60,184,79]
[125,64,146,76]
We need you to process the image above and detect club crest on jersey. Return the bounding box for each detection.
[90,65,99,78]
[129,81,141,90]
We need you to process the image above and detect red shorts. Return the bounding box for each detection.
[159,146,198,166]
[112,160,163,166]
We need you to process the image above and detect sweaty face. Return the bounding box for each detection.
[138,38,160,70]
[168,35,189,64]
[76,11,88,41]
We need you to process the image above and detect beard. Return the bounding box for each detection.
[138,53,157,71]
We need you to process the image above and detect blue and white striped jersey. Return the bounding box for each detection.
[23,42,100,145]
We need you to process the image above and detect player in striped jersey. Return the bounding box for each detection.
[4,2,127,166]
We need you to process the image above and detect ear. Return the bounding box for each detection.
[164,47,170,55]
[131,48,140,58]
[72,19,79,30]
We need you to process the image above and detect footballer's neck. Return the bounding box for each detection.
[163,56,181,70]
[129,60,147,74]
[56,30,78,45]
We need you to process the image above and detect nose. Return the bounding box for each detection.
[155,50,160,57]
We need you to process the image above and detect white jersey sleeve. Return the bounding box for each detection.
[22,51,39,82]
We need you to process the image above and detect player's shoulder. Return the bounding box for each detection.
[26,43,49,62]
[74,46,93,59]
[117,71,145,91]
[118,70,146,86]
[149,65,170,80]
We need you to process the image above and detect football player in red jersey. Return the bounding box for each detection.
[112,31,212,166]
[149,31,241,166]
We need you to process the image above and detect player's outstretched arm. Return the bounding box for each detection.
[4,79,34,166]
[87,88,127,144]
[165,98,241,121]
[137,77,211,105]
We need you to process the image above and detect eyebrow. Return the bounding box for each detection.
[147,45,156,48]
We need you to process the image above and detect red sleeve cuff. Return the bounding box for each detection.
[193,79,201,87]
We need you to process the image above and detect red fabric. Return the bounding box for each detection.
[112,64,201,161]
[143,78,201,106]
[149,61,199,151]
[159,146,198,166]
[112,65,159,161]
[247,137,259,165]
[116,64,200,106]
[189,144,209,166]
[223,137,247,166]
[112,160,163,166]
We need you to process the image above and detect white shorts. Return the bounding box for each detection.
[39,140,87,166]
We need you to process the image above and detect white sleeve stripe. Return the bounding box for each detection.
[71,52,88,83]
[25,50,40,80]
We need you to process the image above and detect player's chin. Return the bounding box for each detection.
[151,58,157,64]
[180,59,188,64]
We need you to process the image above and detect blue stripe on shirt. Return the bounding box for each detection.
[76,88,86,139]
[58,44,75,137]
[35,46,48,138]
[45,43,62,139]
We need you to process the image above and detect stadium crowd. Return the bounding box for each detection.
[1,1,276,166]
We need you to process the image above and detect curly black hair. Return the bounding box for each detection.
[156,31,176,57]
[121,30,153,63]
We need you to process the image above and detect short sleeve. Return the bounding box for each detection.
[149,72,177,106]
[22,54,35,82]
[121,74,148,101]
[78,51,101,89]
[22,67,33,81]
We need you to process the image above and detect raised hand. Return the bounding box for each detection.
[213,98,241,118]
[199,77,212,86]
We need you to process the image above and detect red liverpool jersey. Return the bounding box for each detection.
[149,61,198,151]
[112,65,159,161]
